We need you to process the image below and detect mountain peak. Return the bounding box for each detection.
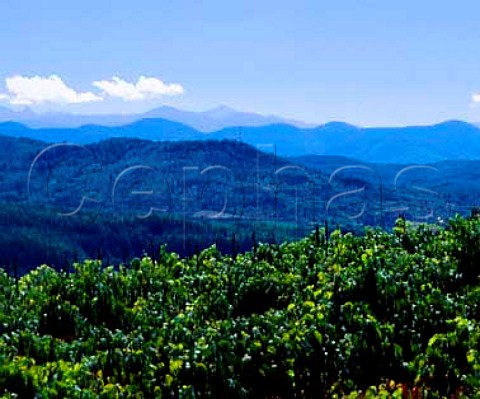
[207,105,235,112]
[320,121,358,130]
[203,105,237,118]
[435,120,477,129]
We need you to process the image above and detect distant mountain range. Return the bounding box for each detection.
[1,116,480,164]
[211,120,480,163]
[0,105,312,131]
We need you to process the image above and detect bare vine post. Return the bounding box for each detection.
[231,233,237,261]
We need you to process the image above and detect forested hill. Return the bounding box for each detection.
[0,133,478,272]
[0,135,325,272]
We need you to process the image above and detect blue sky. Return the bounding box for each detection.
[1,0,480,126]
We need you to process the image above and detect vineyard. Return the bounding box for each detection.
[1,216,480,398]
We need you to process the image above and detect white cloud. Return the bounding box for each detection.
[472,93,480,104]
[93,76,184,101]
[0,75,103,105]
[136,76,184,96]
[93,77,144,101]
[0,74,185,106]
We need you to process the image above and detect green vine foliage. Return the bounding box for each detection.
[0,216,479,398]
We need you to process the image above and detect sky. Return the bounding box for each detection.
[1,0,480,126]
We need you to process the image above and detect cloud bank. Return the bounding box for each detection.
[0,75,185,106]
[2,75,102,105]
[93,76,184,101]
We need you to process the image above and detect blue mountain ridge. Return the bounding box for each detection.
[1,118,479,164]
[0,105,312,131]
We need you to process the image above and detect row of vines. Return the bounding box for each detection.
[0,216,480,398]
